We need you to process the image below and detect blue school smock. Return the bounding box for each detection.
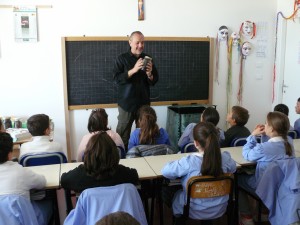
[161,152,236,220]
[242,135,295,188]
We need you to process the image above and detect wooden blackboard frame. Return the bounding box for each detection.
[62,36,214,110]
[61,36,215,160]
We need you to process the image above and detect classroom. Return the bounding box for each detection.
[0,0,300,224]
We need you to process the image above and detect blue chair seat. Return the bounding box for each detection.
[19,152,67,167]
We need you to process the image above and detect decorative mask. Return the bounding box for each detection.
[240,21,256,39]
[230,32,240,46]
[218,26,229,41]
[241,42,252,58]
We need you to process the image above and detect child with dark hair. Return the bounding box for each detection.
[294,98,300,135]
[274,103,294,131]
[61,132,138,193]
[127,105,170,150]
[274,103,289,116]
[222,106,251,147]
[77,108,124,162]
[178,107,224,151]
[95,211,140,225]
[20,114,65,159]
[238,111,294,224]
[162,122,236,220]
[0,132,52,225]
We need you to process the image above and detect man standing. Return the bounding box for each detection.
[113,31,158,150]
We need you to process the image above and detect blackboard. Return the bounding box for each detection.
[62,37,213,110]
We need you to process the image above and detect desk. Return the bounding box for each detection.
[60,158,157,180]
[12,138,32,159]
[144,153,191,177]
[293,139,300,152]
[27,164,61,189]
[221,147,255,166]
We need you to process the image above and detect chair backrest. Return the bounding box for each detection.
[19,152,67,167]
[126,144,176,158]
[64,183,148,225]
[288,130,299,139]
[230,137,247,147]
[117,146,126,159]
[0,195,39,225]
[184,173,234,219]
[183,142,197,153]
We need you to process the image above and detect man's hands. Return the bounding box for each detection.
[128,58,153,80]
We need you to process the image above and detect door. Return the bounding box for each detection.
[282,19,300,126]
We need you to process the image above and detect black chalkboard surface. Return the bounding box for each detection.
[62,37,213,110]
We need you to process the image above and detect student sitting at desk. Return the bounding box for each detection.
[77,108,124,162]
[127,105,170,151]
[238,111,295,225]
[61,132,138,193]
[19,114,65,159]
[178,107,224,151]
[161,122,236,220]
[294,97,300,135]
[222,105,250,147]
[0,132,52,225]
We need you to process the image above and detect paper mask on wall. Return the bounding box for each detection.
[241,41,252,58]
[215,25,229,84]
[237,41,252,104]
[218,25,229,41]
[230,32,241,46]
[227,32,241,114]
[240,21,256,39]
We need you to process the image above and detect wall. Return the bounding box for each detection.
[0,0,277,160]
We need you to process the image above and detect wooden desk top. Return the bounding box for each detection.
[144,153,191,177]
[27,164,61,189]
[293,139,300,152]
[13,138,32,145]
[60,157,157,180]
[221,147,255,166]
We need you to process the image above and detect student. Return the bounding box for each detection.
[294,97,300,135]
[274,103,293,130]
[19,114,65,159]
[61,132,138,193]
[127,105,170,150]
[161,122,236,220]
[0,132,52,225]
[222,105,250,147]
[238,111,294,225]
[178,107,225,151]
[77,108,124,162]
[95,211,140,225]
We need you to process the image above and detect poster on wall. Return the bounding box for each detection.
[14,6,38,43]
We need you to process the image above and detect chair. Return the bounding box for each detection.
[117,146,126,159]
[288,130,299,139]
[19,152,67,225]
[175,173,234,225]
[256,158,300,225]
[183,142,197,153]
[231,136,262,147]
[19,152,67,167]
[63,183,148,225]
[230,137,247,147]
[0,194,39,225]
